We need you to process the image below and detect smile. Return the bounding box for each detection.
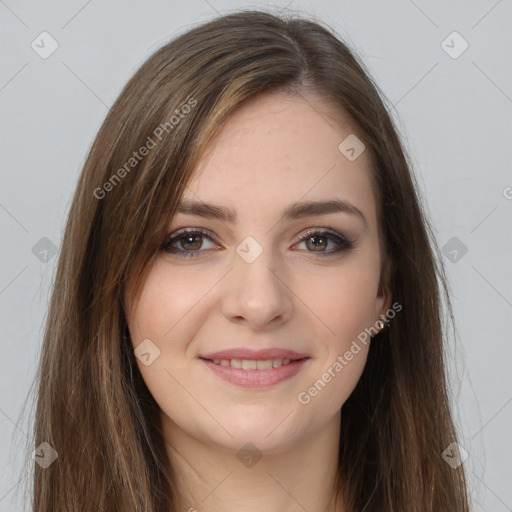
[200,357,310,388]
[209,358,294,369]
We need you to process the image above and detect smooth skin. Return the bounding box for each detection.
[126,91,391,512]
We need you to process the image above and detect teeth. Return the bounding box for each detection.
[257,359,272,370]
[210,358,295,369]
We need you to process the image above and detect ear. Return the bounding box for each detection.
[374,257,393,322]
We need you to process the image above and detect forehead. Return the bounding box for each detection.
[183,92,377,226]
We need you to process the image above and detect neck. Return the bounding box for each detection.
[160,411,343,512]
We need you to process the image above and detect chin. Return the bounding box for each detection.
[207,409,306,454]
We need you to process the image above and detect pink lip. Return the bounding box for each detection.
[200,358,310,388]
[200,348,309,360]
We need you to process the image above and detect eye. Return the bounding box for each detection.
[161,228,220,257]
[294,228,354,256]
[161,227,354,258]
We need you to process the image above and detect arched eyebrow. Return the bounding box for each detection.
[175,198,367,228]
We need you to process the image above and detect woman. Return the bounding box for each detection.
[26,9,470,512]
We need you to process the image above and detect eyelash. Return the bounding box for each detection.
[160,227,354,258]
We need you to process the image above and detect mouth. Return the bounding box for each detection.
[199,356,311,388]
[200,356,308,369]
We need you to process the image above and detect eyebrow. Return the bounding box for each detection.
[176,198,367,228]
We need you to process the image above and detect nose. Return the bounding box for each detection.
[221,247,293,330]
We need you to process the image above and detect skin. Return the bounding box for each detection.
[126,91,391,512]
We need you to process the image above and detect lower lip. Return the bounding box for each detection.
[200,358,310,388]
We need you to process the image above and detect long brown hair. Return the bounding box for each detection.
[18,9,470,511]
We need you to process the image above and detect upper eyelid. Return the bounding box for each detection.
[166,226,344,239]
[167,227,219,242]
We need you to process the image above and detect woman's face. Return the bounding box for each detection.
[126,92,390,454]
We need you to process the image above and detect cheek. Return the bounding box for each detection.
[296,257,380,337]
[306,344,369,415]
[126,263,223,409]
[294,259,378,408]
[125,266,206,423]
[128,261,213,343]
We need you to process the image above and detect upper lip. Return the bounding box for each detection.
[200,348,309,361]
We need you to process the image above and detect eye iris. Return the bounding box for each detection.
[181,234,202,250]
[306,235,327,251]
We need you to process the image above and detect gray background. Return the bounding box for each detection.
[1,1,511,510]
